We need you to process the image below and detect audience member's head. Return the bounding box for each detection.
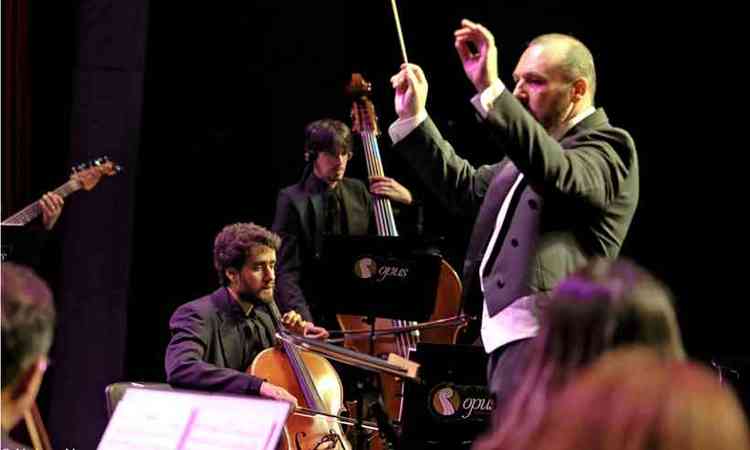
[474,258,685,450]
[524,347,750,450]
[1,263,56,432]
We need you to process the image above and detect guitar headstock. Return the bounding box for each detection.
[71,156,123,191]
[347,73,380,135]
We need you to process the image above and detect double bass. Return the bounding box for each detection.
[337,74,464,422]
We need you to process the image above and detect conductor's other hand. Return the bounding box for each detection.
[454,19,499,93]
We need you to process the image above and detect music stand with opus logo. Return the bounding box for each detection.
[320,235,442,323]
[400,343,493,450]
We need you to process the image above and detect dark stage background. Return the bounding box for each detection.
[3,1,746,448]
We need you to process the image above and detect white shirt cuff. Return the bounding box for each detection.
[388,110,428,144]
[470,79,506,118]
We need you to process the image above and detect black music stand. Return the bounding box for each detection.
[320,235,442,323]
[400,343,492,450]
[319,235,443,450]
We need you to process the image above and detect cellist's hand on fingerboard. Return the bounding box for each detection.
[280,311,306,333]
[281,311,329,340]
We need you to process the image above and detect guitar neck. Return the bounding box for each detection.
[361,131,399,237]
[1,180,80,226]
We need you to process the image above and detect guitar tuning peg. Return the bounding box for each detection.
[93,158,103,166]
[77,163,88,171]
[102,156,110,162]
[71,166,78,174]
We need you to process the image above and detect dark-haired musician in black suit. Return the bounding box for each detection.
[272,119,414,329]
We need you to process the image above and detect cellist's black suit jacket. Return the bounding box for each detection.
[165,287,275,395]
[394,91,639,322]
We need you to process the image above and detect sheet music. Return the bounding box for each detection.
[98,388,290,450]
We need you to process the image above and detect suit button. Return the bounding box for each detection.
[511,238,519,247]
[528,199,538,210]
[497,280,505,288]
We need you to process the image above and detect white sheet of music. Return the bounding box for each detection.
[98,387,291,450]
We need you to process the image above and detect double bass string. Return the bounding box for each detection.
[360,119,398,236]
[358,113,410,353]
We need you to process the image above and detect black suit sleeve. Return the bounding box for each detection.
[271,190,314,322]
[164,302,265,395]
[394,116,500,217]
[486,92,635,209]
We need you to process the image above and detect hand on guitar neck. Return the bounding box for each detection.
[1,156,121,228]
[39,192,64,230]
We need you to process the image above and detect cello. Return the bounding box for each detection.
[249,300,353,450]
[337,74,464,423]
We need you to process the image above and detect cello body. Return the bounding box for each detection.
[249,341,352,450]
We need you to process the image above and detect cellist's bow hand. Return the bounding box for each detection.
[281,311,330,340]
[260,382,299,407]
